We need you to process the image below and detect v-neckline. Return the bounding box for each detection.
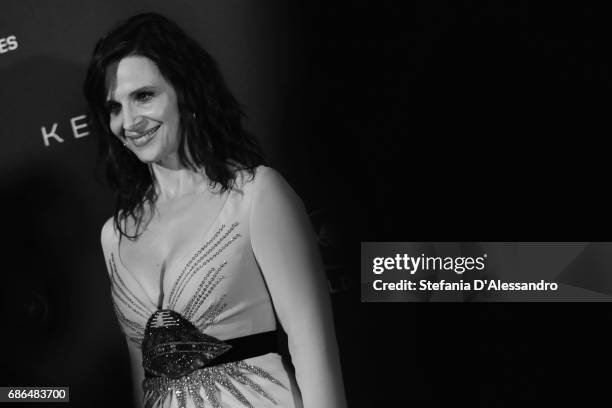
[115,187,234,310]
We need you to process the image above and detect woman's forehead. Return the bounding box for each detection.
[105,56,164,101]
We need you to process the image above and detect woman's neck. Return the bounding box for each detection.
[149,162,208,202]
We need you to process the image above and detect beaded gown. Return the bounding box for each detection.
[100,166,336,408]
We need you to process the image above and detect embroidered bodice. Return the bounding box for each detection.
[101,166,347,408]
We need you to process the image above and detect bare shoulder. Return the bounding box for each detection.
[99,216,119,278]
[237,165,286,191]
[231,164,272,190]
[100,216,118,253]
[230,166,304,215]
[248,166,306,214]
[255,166,300,198]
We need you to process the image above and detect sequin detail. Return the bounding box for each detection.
[142,309,233,379]
[110,253,154,347]
[167,224,226,306]
[109,223,241,347]
[108,221,285,406]
[184,262,227,320]
[110,254,155,319]
[196,295,228,332]
[143,360,287,408]
[113,303,144,346]
[169,223,240,309]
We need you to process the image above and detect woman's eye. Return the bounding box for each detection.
[136,92,154,103]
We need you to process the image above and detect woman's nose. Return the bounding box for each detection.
[122,107,145,133]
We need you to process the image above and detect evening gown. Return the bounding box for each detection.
[100,166,315,408]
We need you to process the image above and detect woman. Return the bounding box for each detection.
[84,12,346,408]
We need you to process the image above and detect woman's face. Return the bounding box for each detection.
[106,55,182,168]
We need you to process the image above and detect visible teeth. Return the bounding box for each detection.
[143,126,159,136]
[131,126,159,144]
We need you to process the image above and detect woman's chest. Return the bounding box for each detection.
[111,221,271,340]
[118,191,229,304]
[113,219,251,317]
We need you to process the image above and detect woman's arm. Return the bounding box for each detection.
[250,168,347,408]
[100,220,145,408]
[126,341,145,408]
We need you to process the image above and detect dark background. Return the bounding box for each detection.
[357,2,611,242]
[2,0,612,406]
[353,1,612,406]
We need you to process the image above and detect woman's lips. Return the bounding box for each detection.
[127,125,161,147]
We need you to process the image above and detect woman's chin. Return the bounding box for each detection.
[133,150,161,164]
[134,152,180,168]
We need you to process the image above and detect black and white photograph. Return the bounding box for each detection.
[2,1,612,407]
[1,1,353,407]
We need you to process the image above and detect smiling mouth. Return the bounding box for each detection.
[127,125,161,146]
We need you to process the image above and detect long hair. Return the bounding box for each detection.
[84,12,265,240]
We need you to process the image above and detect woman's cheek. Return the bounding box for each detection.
[109,116,121,138]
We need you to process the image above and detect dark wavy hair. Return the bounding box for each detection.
[84,12,265,240]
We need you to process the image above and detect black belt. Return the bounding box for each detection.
[211,330,278,365]
[144,330,278,379]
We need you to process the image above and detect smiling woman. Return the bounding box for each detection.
[83,12,346,408]
[105,56,181,164]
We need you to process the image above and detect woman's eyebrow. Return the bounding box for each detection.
[128,85,158,96]
[105,86,159,103]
